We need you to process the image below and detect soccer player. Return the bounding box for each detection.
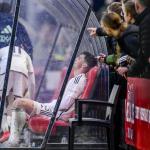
[4,51,97,147]
[0,46,35,142]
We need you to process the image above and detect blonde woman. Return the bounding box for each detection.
[100,12,139,75]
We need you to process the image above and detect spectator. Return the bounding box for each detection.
[87,2,123,38]
[99,12,139,149]
[100,12,139,64]
[87,2,123,55]
[107,2,122,15]
[99,12,139,76]
[122,0,138,24]
[127,0,150,78]
[117,0,138,75]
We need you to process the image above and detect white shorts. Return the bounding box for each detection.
[32,100,57,117]
[0,71,29,115]
[0,71,28,97]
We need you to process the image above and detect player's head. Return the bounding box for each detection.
[74,51,97,73]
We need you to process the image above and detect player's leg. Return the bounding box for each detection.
[2,98,33,146]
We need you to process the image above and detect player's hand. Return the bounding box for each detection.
[87,27,97,37]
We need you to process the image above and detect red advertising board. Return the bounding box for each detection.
[125,77,150,150]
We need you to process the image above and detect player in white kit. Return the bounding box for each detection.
[0,46,35,142]
[3,51,97,146]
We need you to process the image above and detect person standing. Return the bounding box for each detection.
[128,0,150,78]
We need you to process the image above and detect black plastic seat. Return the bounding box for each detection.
[68,84,120,150]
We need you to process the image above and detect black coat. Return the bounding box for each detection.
[118,24,139,59]
[96,27,106,36]
[96,25,139,58]
[96,28,117,55]
[129,8,150,78]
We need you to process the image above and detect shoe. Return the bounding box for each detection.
[0,131,10,143]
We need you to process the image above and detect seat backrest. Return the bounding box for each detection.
[80,66,100,99]
[105,84,120,120]
[90,64,109,101]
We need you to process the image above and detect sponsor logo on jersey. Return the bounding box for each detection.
[74,75,82,84]
[0,25,15,43]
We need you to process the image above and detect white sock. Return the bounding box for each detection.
[1,104,9,132]
[1,114,9,132]
[6,115,11,129]
[8,109,26,144]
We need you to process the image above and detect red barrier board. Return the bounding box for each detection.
[125,77,150,150]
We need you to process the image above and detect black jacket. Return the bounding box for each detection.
[96,28,117,55]
[96,27,106,36]
[128,8,150,78]
[118,24,139,59]
[96,25,139,58]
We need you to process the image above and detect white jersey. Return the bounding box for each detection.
[0,46,34,76]
[33,73,87,121]
[60,73,87,110]
[0,46,35,99]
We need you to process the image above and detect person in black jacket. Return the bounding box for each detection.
[87,2,123,56]
[87,2,123,38]
[127,0,150,78]
[122,0,138,25]
[100,12,139,63]
[99,11,139,76]
[100,12,139,149]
